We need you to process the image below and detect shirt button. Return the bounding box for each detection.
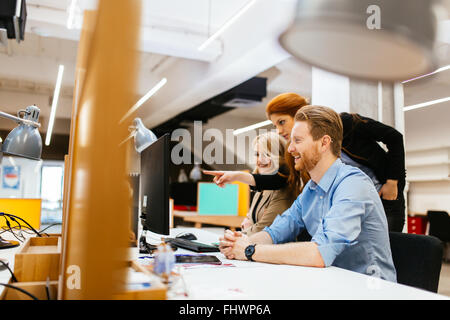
[320,196,323,199]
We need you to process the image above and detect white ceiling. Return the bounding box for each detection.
[0,0,449,138]
[0,0,302,134]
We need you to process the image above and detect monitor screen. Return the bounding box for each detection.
[140,133,170,236]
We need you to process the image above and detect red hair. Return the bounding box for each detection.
[266,93,309,118]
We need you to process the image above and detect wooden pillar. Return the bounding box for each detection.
[59,0,141,299]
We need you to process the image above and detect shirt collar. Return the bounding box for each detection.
[308,158,343,193]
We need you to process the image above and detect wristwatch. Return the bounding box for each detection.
[245,244,256,261]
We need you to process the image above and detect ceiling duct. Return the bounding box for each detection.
[211,77,267,108]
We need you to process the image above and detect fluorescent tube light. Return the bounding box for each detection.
[198,0,257,51]
[233,120,272,136]
[67,0,77,29]
[119,77,167,124]
[404,96,450,112]
[402,65,450,83]
[45,65,65,146]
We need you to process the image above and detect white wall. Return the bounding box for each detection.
[404,101,450,213]
[312,67,350,113]
[0,156,42,198]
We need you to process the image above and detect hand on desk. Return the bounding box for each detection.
[219,229,251,261]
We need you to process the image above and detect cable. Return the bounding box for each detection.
[0,259,18,283]
[7,214,42,237]
[0,226,34,237]
[10,216,25,237]
[1,216,23,243]
[7,216,28,241]
[45,277,51,300]
[0,213,42,237]
[39,222,62,234]
[0,283,39,300]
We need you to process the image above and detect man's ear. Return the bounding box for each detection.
[321,135,332,151]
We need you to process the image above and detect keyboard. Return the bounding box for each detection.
[165,237,220,253]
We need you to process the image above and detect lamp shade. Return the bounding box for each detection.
[2,123,42,160]
[279,0,439,81]
[1,105,42,161]
[133,118,157,153]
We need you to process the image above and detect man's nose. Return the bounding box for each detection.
[287,141,295,153]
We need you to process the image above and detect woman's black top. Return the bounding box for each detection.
[251,173,287,192]
[340,112,406,184]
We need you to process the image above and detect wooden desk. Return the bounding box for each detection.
[173,210,244,230]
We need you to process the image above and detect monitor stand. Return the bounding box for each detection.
[139,230,158,254]
[138,210,175,254]
[139,229,177,254]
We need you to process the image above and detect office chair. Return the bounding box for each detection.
[427,210,450,262]
[389,232,443,293]
[427,211,450,242]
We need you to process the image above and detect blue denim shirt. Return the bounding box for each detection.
[340,151,382,191]
[264,159,397,282]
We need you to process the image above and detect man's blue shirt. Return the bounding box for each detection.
[264,158,397,282]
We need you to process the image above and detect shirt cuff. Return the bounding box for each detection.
[263,226,278,244]
[316,243,349,267]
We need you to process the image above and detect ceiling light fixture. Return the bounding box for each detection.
[279,0,439,81]
[120,77,167,124]
[198,0,257,51]
[233,120,272,136]
[404,96,450,112]
[45,65,65,146]
[402,65,450,84]
[67,0,77,29]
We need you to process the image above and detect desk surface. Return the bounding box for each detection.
[139,227,449,300]
[173,210,244,230]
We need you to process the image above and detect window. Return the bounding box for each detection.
[40,162,64,224]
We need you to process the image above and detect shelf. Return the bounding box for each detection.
[406,146,450,153]
[407,176,450,182]
[406,161,450,167]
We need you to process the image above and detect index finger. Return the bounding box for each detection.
[203,170,224,177]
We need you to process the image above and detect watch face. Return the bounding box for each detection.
[245,245,255,260]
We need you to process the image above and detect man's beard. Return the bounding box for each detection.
[294,156,305,171]
[295,145,321,173]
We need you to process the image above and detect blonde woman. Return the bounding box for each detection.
[239,132,296,236]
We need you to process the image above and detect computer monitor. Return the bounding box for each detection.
[140,133,170,236]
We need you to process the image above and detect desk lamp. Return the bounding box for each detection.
[133,118,157,153]
[279,0,439,81]
[0,105,43,250]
